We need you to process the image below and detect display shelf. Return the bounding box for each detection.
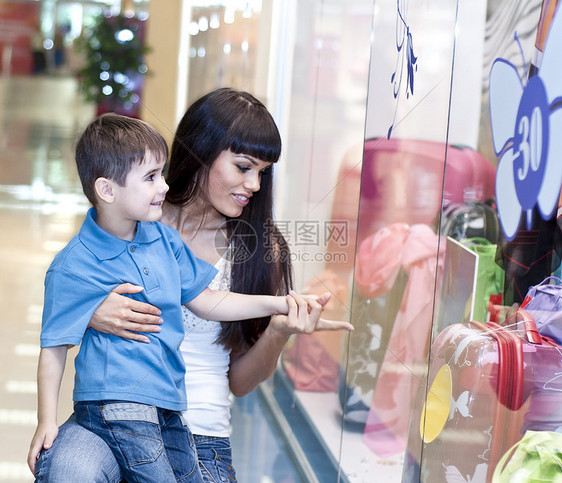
[258,368,404,482]
[258,370,344,482]
[294,389,404,482]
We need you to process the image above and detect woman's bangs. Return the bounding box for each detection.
[227,113,281,163]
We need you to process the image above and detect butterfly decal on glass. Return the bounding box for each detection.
[489,9,562,241]
[544,371,562,392]
[448,390,471,420]
[443,463,487,483]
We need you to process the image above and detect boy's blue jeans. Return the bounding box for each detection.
[33,415,236,483]
[74,401,203,483]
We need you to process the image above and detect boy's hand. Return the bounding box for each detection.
[270,291,353,336]
[27,422,59,474]
[300,291,331,312]
[298,291,354,331]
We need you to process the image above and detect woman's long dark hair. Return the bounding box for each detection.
[166,88,293,350]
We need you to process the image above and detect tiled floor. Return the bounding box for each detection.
[0,74,305,483]
[0,74,94,482]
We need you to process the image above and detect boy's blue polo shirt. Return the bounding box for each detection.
[40,208,217,411]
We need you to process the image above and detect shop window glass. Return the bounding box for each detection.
[413,1,562,481]
[270,1,562,481]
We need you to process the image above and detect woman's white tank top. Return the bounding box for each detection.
[180,254,232,437]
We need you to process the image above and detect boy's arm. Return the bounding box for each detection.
[185,288,290,321]
[27,346,68,475]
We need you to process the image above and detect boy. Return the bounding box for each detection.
[27,114,297,482]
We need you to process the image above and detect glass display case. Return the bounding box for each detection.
[270,1,461,480]
[184,0,562,481]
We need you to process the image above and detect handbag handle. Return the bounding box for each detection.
[537,276,562,286]
[503,309,542,345]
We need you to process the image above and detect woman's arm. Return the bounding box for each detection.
[228,320,290,397]
[228,292,353,397]
[88,283,163,343]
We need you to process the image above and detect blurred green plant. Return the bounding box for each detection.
[77,13,151,115]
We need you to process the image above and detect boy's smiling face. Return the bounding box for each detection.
[112,150,169,225]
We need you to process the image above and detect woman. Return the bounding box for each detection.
[33,88,352,482]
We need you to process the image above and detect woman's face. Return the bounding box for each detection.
[204,149,272,218]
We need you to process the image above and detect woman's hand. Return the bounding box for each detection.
[88,283,163,343]
[228,290,352,396]
[269,290,353,336]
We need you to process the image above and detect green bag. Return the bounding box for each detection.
[493,430,562,482]
[462,237,504,322]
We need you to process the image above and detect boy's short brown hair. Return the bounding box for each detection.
[76,113,168,205]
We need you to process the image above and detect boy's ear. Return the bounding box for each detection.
[94,177,115,203]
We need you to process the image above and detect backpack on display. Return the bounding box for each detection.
[521,276,562,345]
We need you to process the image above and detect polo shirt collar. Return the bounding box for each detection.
[79,208,163,260]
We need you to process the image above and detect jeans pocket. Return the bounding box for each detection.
[195,437,236,483]
[101,402,164,467]
[212,447,237,483]
[73,402,88,423]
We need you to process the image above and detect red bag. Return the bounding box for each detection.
[281,269,348,392]
[282,332,341,392]
[410,313,562,481]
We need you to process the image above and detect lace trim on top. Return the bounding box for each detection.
[182,250,232,336]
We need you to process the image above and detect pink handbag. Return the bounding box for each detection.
[282,332,341,392]
[362,224,444,456]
